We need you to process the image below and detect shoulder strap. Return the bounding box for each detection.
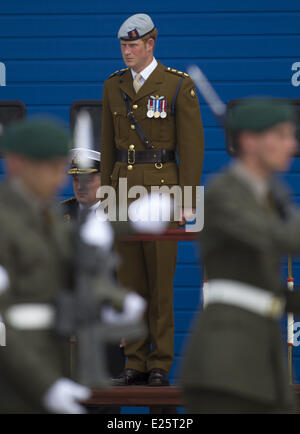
[121,91,153,150]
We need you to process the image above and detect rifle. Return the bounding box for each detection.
[55,209,146,388]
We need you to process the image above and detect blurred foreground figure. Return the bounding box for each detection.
[181,100,300,414]
[0,118,146,414]
[0,117,91,413]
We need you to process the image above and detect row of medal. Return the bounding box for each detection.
[147,96,167,119]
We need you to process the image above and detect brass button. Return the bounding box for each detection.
[129,144,135,150]
[161,179,165,184]
[127,165,133,171]
[131,125,135,130]
[133,104,138,110]
[113,112,117,116]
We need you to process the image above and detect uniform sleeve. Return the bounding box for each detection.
[0,237,63,409]
[175,76,205,208]
[203,184,300,254]
[101,80,116,187]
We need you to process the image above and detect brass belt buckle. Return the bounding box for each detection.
[128,149,136,165]
[155,163,163,169]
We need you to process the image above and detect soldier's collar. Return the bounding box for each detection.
[131,57,158,82]
[79,199,102,213]
[10,178,52,212]
[231,161,270,204]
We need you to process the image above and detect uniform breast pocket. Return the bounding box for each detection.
[144,166,179,188]
[149,111,174,143]
[113,108,129,141]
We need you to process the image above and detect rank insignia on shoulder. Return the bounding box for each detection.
[147,96,167,119]
[166,67,189,78]
[108,68,128,79]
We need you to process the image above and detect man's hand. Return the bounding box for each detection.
[43,378,91,414]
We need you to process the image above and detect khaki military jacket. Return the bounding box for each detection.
[0,181,72,413]
[181,168,300,408]
[101,61,204,207]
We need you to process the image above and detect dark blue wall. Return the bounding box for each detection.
[1,1,300,403]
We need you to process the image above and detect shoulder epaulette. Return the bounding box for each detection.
[166,67,189,78]
[61,197,76,204]
[108,68,128,79]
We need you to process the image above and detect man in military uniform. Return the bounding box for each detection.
[0,118,145,413]
[62,147,102,222]
[101,13,204,386]
[181,99,300,413]
[0,118,91,413]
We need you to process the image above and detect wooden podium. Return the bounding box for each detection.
[85,386,182,414]
[84,385,300,413]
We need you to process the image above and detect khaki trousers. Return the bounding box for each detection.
[116,237,178,373]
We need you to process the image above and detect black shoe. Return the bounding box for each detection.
[148,369,169,386]
[111,369,148,386]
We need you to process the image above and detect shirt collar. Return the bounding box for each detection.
[231,161,270,203]
[131,57,158,82]
[79,200,102,213]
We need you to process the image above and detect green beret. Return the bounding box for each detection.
[1,117,71,160]
[227,99,295,132]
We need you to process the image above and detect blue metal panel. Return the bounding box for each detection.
[1,1,300,400]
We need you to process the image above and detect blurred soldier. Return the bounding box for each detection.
[0,117,91,414]
[0,117,145,414]
[181,99,300,413]
[101,13,204,386]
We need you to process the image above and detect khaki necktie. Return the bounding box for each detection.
[133,73,143,93]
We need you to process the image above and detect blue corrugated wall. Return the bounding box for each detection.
[1,0,300,405]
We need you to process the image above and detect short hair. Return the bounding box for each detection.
[141,28,158,48]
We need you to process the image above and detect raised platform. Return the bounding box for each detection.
[84,385,300,413]
[85,386,182,413]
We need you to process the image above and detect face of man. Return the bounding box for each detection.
[240,122,297,174]
[6,155,68,201]
[120,38,154,72]
[72,173,101,207]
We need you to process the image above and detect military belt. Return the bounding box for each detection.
[116,149,176,165]
[205,279,285,319]
[5,304,54,330]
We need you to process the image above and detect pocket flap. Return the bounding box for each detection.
[143,168,178,186]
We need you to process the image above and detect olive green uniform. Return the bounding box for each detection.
[0,180,72,413]
[181,167,300,413]
[101,61,204,373]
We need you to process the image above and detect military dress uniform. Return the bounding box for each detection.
[101,14,204,383]
[181,100,300,413]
